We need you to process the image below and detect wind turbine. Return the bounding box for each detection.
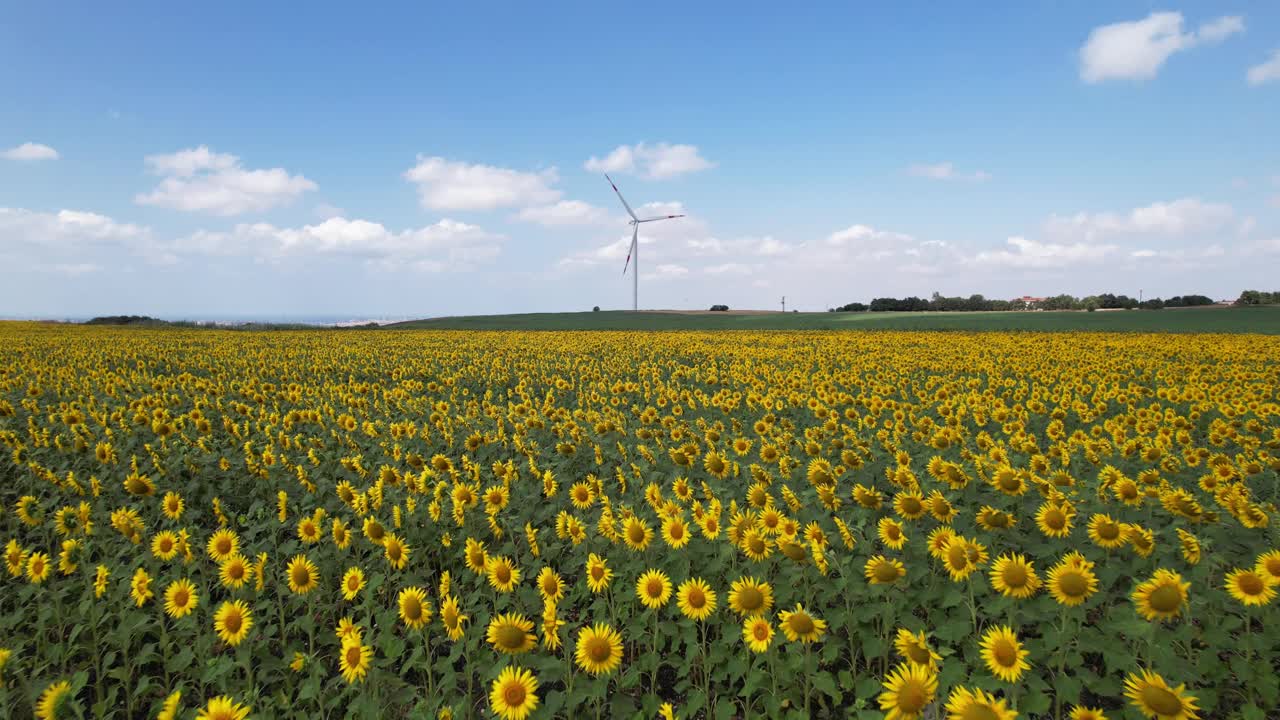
[605,174,685,311]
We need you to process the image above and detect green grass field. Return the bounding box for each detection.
[386,305,1280,333]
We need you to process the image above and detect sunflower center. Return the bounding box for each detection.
[961,705,1001,720]
[947,545,968,570]
[495,565,511,583]
[1238,573,1265,595]
[174,590,189,606]
[404,598,421,620]
[628,525,645,543]
[1264,558,1280,578]
[788,613,815,635]
[1003,564,1028,587]
[670,524,684,540]
[586,637,612,663]
[503,682,527,707]
[346,645,362,666]
[1141,685,1184,715]
[590,566,604,581]
[738,587,763,610]
[292,566,310,586]
[347,576,360,591]
[496,625,527,649]
[897,683,927,712]
[646,579,665,597]
[1149,584,1182,612]
[687,588,706,608]
[906,644,932,665]
[216,539,231,554]
[1046,509,1066,529]
[902,498,922,515]
[753,623,769,640]
[1058,571,1087,597]
[544,578,559,595]
[997,472,1019,491]
[748,536,766,554]
[993,639,1017,667]
[1098,521,1120,540]
[887,526,901,540]
[368,525,384,541]
[229,564,245,580]
[224,612,242,633]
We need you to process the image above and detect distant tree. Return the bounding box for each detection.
[592,306,600,312]
[1139,299,1165,310]
[834,302,868,312]
[1235,290,1279,305]
[709,304,729,312]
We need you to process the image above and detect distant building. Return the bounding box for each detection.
[1016,296,1046,309]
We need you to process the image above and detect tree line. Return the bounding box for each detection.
[830,292,1221,313]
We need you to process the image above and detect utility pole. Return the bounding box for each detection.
[1139,289,1143,303]
[781,296,786,313]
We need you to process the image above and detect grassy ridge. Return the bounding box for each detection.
[387,305,1280,333]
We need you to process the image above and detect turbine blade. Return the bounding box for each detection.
[622,226,637,275]
[639,214,686,222]
[605,174,639,221]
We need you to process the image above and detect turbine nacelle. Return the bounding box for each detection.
[605,175,686,311]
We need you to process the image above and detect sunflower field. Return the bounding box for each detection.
[1,323,1278,720]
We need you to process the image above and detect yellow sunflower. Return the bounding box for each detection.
[383,533,410,570]
[489,665,540,720]
[341,567,366,600]
[441,595,468,641]
[213,600,253,646]
[1123,669,1200,720]
[866,555,906,585]
[487,613,537,655]
[676,578,717,621]
[163,578,199,619]
[979,625,1029,682]
[1257,550,1280,583]
[398,586,433,630]
[194,695,251,720]
[1068,707,1109,720]
[35,679,72,720]
[662,515,691,549]
[1087,513,1127,549]
[1048,559,1099,607]
[944,686,1017,720]
[536,567,565,604]
[206,529,238,562]
[989,553,1041,599]
[219,554,251,590]
[778,603,826,643]
[338,637,373,684]
[486,555,519,593]
[151,531,180,561]
[879,662,938,720]
[1131,569,1190,621]
[465,538,488,574]
[26,551,51,584]
[1224,568,1277,606]
[878,517,908,550]
[727,576,774,617]
[286,555,319,595]
[574,623,624,676]
[893,628,941,670]
[130,567,154,606]
[742,616,773,653]
[636,569,673,609]
[622,517,654,551]
[585,553,612,593]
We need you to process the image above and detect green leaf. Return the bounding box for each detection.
[812,672,840,702]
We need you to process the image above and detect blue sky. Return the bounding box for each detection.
[2,2,1278,319]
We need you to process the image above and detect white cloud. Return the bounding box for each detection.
[705,262,754,275]
[2,142,59,161]
[972,236,1118,269]
[175,216,501,270]
[516,200,608,226]
[653,264,689,277]
[1079,12,1244,83]
[45,263,101,276]
[0,207,147,244]
[906,162,990,181]
[314,203,346,220]
[1044,198,1233,240]
[584,142,713,179]
[136,146,317,216]
[1248,50,1280,86]
[404,156,560,211]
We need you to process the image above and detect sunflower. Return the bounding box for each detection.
[979,625,1029,682]
[1126,525,1156,558]
[286,555,319,595]
[486,555,519,593]
[297,516,321,544]
[740,529,772,562]
[465,538,489,574]
[163,578,199,619]
[332,518,351,549]
[219,554,251,589]
[383,533,410,570]
[441,595,468,641]
[662,515,691,549]
[585,553,612,593]
[213,600,253,646]
[151,531,180,561]
[742,616,773,653]
[1048,559,1099,607]
[130,567,154,606]
[398,586,433,630]
[26,551,51,584]
[1081,512,1123,548]
[335,616,362,643]
[1258,550,1280,583]
[338,637,373,684]
[976,506,1015,531]
[35,679,71,720]
[574,623,624,676]
[675,573,716,620]
[778,603,826,643]
[893,490,927,520]
[1224,568,1277,606]
[487,613,537,655]
[622,517,654,551]
[94,565,109,598]
[989,553,1041,599]
[944,686,1017,720]
[1132,569,1190,621]
[194,695,250,720]
[5,540,26,577]
[942,538,978,581]
[866,555,906,585]
[488,665,540,720]
[157,691,182,720]
[206,529,238,562]
[703,450,730,479]
[878,517,908,550]
[1123,669,1200,720]
[926,490,957,522]
[569,482,595,509]
[536,567,564,604]
[362,517,388,546]
[341,567,366,600]
[636,569,673,609]
[879,662,938,720]
[727,576,773,617]
[893,628,941,670]
[1068,707,1109,720]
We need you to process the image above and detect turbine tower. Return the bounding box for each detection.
[606,174,685,311]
